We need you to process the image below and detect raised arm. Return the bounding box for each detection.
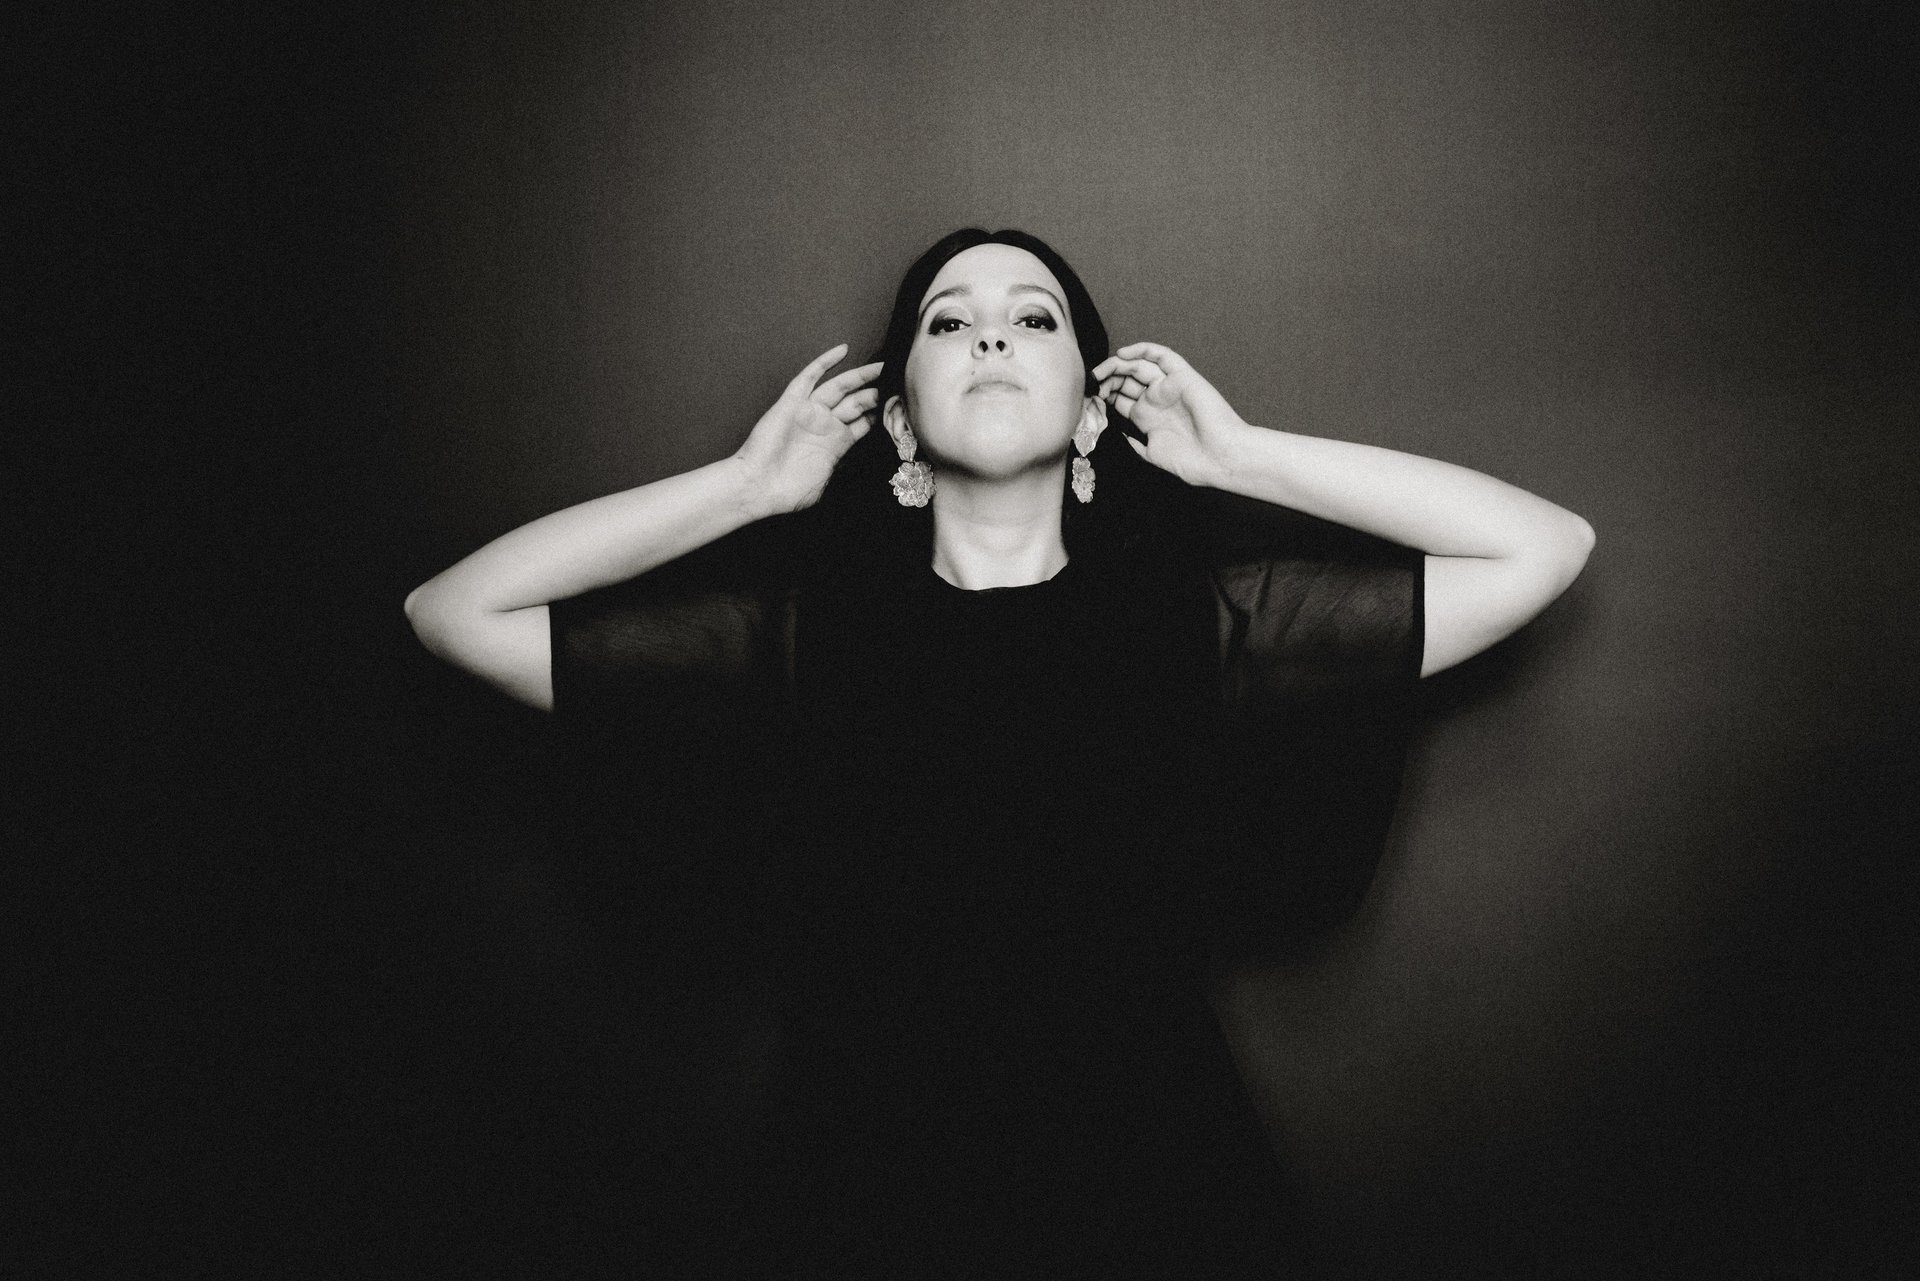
[404,345,879,709]
[1096,343,1593,677]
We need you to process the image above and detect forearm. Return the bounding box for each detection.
[406,455,768,619]
[1202,422,1592,561]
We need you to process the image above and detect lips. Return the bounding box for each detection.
[968,376,1025,393]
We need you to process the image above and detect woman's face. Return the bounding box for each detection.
[888,243,1099,482]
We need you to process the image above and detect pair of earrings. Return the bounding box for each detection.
[889,420,1100,507]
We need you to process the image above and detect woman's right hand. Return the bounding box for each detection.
[735,344,882,516]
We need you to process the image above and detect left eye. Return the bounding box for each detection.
[1017,314,1057,330]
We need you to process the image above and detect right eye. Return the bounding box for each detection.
[927,315,966,335]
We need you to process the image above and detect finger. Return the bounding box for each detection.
[1100,357,1166,386]
[812,360,885,403]
[786,343,849,398]
[848,413,874,441]
[1112,392,1138,418]
[1098,373,1155,400]
[1113,339,1182,364]
[1091,355,1119,380]
[1113,342,1190,373]
[833,387,880,422]
[1125,434,1148,459]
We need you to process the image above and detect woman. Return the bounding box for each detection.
[406,228,1593,1277]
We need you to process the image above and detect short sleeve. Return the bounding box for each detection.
[548,510,815,732]
[550,573,796,732]
[1190,493,1426,956]
[546,517,811,941]
[544,522,811,1193]
[1203,496,1424,711]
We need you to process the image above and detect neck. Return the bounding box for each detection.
[927,465,1068,590]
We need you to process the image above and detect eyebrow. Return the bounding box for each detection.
[917,282,1067,323]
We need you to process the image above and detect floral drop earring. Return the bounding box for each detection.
[1071,416,1100,504]
[890,423,933,507]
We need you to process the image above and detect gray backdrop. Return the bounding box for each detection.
[25,0,1915,1275]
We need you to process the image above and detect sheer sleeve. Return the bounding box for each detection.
[548,509,815,730]
[549,556,798,736]
[1190,492,1426,956]
[540,516,818,1242]
[1201,493,1424,708]
[545,512,816,970]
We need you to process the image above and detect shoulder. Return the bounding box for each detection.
[548,516,817,723]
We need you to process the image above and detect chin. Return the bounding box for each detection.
[929,413,1072,477]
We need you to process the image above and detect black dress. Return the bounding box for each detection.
[550,503,1422,1278]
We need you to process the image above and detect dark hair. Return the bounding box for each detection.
[814,227,1186,576]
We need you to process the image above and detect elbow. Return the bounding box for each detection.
[1550,512,1595,593]
[1567,511,1596,566]
[1559,510,1589,560]
[403,580,433,633]
[1570,512,1597,557]
[404,578,454,655]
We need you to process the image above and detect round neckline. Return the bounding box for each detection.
[924,555,1077,598]
[921,556,1075,599]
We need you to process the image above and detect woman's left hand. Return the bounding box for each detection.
[1093,342,1251,487]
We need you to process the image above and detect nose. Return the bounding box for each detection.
[973,326,1010,356]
